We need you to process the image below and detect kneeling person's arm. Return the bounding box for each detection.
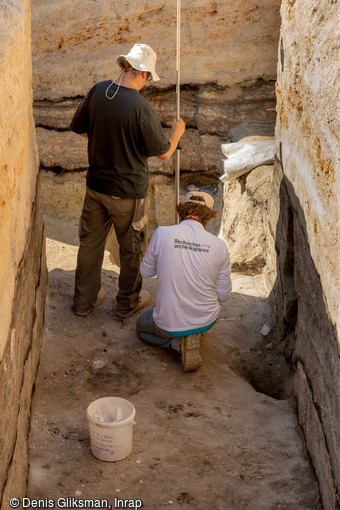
[140,230,159,278]
[216,247,232,302]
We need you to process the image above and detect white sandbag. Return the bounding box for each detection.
[220,140,275,182]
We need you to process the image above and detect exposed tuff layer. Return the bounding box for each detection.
[30,0,281,100]
[266,0,340,507]
[0,1,47,506]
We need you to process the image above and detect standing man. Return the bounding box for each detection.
[136,191,232,371]
[70,44,185,318]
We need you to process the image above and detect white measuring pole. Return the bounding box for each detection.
[175,0,181,224]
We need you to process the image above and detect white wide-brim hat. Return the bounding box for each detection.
[184,191,215,210]
[117,44,160,81]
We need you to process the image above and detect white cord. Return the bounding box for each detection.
[105,70,124,100]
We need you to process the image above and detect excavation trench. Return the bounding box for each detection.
[28,151,320,509]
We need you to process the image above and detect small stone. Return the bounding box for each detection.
[92,359,106,369]
[260,323,271,336]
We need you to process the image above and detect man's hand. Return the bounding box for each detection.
[172,116,185,138]
[158,115,186,161]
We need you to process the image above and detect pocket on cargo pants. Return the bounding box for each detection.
[131,198,149,256]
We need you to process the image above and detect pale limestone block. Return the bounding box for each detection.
[0,0,47,500]
[0,0,39,360]
[277,0,340,330]
[31,0,281,100]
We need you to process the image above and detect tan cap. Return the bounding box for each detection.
[117,44,160,81]
[183,191,214,210]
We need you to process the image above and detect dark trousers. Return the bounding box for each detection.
[74,187,148,314]
[136,307,175,347]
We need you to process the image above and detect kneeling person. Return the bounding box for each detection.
[136,191,232,371]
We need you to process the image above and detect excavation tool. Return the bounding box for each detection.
[175,0,181,224]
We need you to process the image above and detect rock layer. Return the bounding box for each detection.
[220,136,275,274]
[266,0,340,506]
[36,79,276,272]
[30,0,281,100]
[0,194,47,507]
[0,1,47,506]
[30,0,279,190]
[34,81,276,177]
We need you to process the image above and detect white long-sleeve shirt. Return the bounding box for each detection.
[140,220,232,332]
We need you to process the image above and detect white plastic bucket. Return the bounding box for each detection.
[86,397,136,462]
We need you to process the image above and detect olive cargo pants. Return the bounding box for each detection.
[74,187,148,314]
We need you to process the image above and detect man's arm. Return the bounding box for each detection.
[70,89,93,135]
[140,230,159,278]
[216,247,232,302]
[158,116,185,161]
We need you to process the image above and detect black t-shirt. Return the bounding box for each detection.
[70,80,170,198]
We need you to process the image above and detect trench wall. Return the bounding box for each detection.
[266,1,340,508]
[30,0,281,99]
[29,1,340,506]
[0,1,47,506]
[1,0,338,504]
[30,0,281,266]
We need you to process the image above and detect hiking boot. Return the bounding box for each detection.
[180,334,202,372]
[114,290,150,320]
[73,288,106,317]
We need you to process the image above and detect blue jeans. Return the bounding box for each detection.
[136,308,181,352]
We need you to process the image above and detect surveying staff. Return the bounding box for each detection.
[136,191,232,371]
[70,44,185,319]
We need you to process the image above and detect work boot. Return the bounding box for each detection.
[73,288,106,317]
[180,334,202,372]
[114,290,150,320]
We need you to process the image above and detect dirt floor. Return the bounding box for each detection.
[27,213,320,510]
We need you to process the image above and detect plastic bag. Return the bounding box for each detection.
[93,404,124,423]
[220,140,275,181]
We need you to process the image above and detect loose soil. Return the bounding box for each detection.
[28,213,320,510]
